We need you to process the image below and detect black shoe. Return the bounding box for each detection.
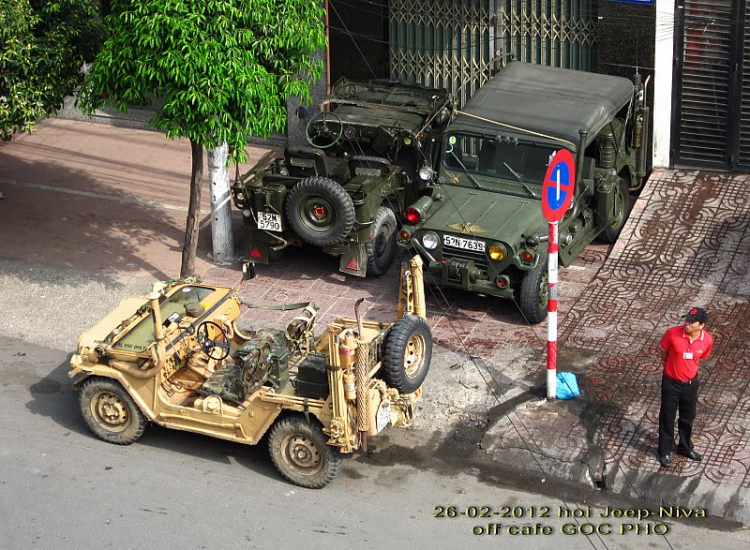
[659,454,672,467]
[677,449,702,462]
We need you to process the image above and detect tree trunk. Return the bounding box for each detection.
[207,141,235,264]
[181,139,204,278]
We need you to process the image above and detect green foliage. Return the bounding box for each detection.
[0,0,38,139]
[0,0,103,140]
[78,0,328,162]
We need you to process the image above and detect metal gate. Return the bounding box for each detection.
[389,0,598,108]
[673,0,749,170]
[499,0,598,71]
[389,0,493,107]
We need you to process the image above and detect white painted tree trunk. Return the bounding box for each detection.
[207,142,235,265]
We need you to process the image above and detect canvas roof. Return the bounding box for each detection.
[449,62,635,150]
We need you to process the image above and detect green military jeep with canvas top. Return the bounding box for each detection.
[231,78,453,277]
[397,62,649,323]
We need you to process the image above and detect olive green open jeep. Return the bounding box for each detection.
[231,78,453,277]
[397,62,649,323]
[69,257,431,488]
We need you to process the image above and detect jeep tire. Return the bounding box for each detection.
[599,177,630,243]
[383,315,432,394]
[286,177,355,247]
[519,253,549,325]
[79,377,147,445]
[268,415,343,489]
[366,206,397,276]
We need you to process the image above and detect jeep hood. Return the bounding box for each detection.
[422,186,545,245]
[76,297,147,353]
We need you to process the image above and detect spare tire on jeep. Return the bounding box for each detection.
[286,177,356,247]
[383,315,432,394]
[366,206,397,276]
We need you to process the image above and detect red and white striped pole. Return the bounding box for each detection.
[541,149,574,400]
[547,220,558,399]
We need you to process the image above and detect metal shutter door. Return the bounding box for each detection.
[738,4,750,167]
[676,0,734,167]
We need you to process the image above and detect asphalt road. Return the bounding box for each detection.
[1,258,749,549]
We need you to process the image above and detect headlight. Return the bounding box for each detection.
[422,232,439,250]
[418,165,435,181]
[488,243,506,261]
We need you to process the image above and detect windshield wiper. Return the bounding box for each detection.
[449,150,482,190]
[502,162,538,198]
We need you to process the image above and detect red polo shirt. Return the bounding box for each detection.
[660,326,713,381]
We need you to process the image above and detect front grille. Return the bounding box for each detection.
[441,245,489,272]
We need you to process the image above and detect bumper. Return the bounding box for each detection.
[402,239,537,299]
[423,259,515,298]
[407,240,514,298]
[69,354,90,378]
[68,354,96,387]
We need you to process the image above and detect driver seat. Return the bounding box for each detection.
[197,329,290,406]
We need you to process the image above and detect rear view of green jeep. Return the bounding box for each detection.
[232,79,453,277]
[397,62,649,323]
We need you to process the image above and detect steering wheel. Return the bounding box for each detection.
[196,321,230,361]
[305,111,344,149]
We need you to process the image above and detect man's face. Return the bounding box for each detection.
[684,320,705,336]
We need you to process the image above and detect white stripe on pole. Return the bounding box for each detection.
[547,220,558,399]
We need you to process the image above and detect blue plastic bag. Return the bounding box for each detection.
[556,372,580,400]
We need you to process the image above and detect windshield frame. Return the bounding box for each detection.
[109,285,217,354]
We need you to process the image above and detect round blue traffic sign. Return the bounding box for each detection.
[541,150,576,222]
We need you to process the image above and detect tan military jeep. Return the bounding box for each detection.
[69,257,431,488]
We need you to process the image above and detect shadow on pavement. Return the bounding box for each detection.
[24,355,284,484]
[0,120,230,280]
[0,156,189,281]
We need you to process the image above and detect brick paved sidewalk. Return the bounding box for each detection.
[486,169,750,523]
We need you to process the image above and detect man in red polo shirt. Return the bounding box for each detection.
[657,307,713,467]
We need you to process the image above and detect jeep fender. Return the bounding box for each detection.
[69,358,158,422]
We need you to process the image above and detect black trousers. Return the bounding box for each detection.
[658,376,699,456]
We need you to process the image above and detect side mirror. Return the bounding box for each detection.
[242,262,256,281]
